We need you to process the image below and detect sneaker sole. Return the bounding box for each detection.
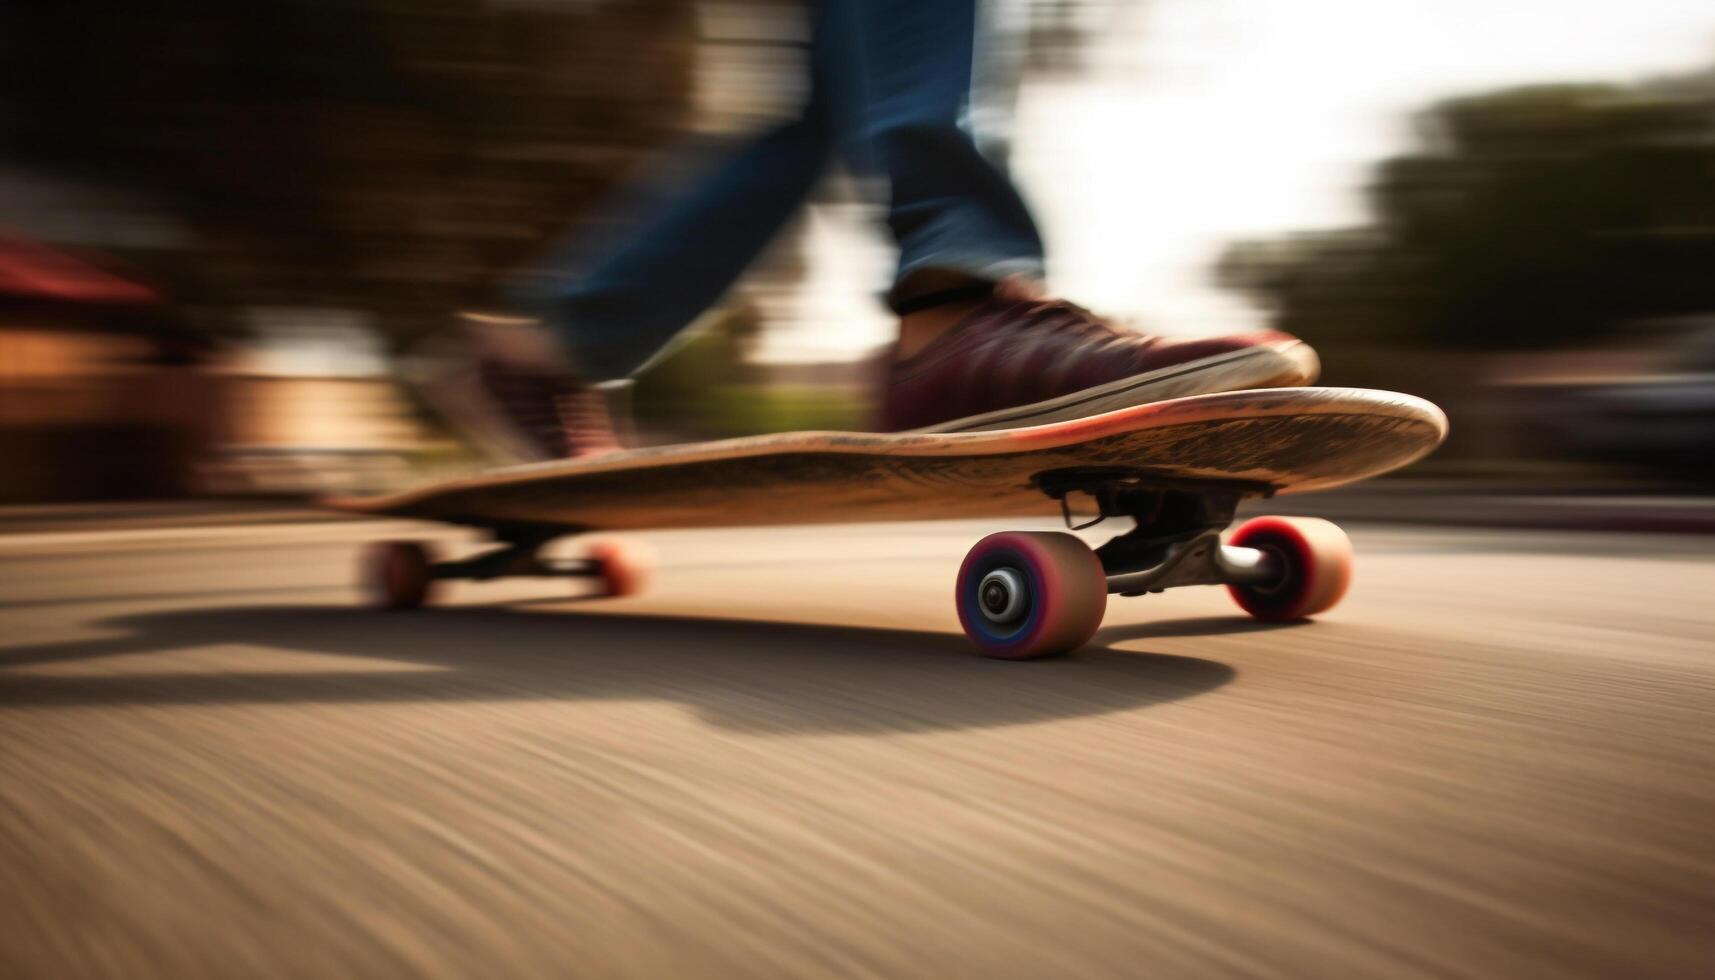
[908,338,1320,433]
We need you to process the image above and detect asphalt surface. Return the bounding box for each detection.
[1,517,1712,979]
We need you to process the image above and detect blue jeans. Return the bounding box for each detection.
[521,0,1045,381]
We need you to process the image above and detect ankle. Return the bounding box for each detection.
[461,312,576,373]
[896,298,986,360]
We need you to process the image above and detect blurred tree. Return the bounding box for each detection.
[630,302,760,434]
[0,0,1108,348]
[627,299,868,438]
[1218,80,1715,353]
[0,0,698,342]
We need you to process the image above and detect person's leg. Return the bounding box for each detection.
[436,15,856,460]
[826,0,1045,317]
[525,64,841,382]
[522,0,1033,383]
[445,0,1317,455]
[825,1,1319,433]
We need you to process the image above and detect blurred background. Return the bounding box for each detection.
[5,6,1715,978]
[2,0,1715,498]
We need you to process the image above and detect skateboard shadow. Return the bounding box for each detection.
[0,605,1235,735]
[1094,616,1298,644]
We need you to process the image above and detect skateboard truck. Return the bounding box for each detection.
[1102,529,1280,595]
[1032,468,1282,595]
[426,528,597,582]
[428,546,603,582]
[951,469,1353,659]
[362,528,652,610]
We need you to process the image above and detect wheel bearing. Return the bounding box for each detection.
[977,568,1027,624]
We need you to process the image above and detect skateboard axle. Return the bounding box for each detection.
[428,542,600,582]
[1102,533,1280,595]
[977,568,1029,623]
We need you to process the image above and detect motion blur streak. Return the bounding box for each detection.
[2,1,1714,977]
[2,521,1713,977]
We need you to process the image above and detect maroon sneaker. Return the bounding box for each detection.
[422,314,622,462]
[879,285,1319,432]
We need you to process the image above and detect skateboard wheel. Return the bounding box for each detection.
[588,538,654,598]
[362,541,437,610]
[1225,516,1352,621]
[955,531,1107,659]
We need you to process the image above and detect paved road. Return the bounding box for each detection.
[1,518,1711,979]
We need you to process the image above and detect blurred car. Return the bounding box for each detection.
[1521,328,1715,483]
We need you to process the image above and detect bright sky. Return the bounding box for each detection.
[764,0,1715,361]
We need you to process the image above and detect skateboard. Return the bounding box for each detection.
[330,386,1447,658]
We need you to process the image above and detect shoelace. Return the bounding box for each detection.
[967,297,1152,378]
[925,295,1161,413]
[998,297,1144,347]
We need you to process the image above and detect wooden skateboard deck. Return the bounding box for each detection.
[330,387,1446,533]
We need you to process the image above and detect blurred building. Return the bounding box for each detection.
[0,1,704,499]
[0,236,212,502]
[196,310,434,496]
